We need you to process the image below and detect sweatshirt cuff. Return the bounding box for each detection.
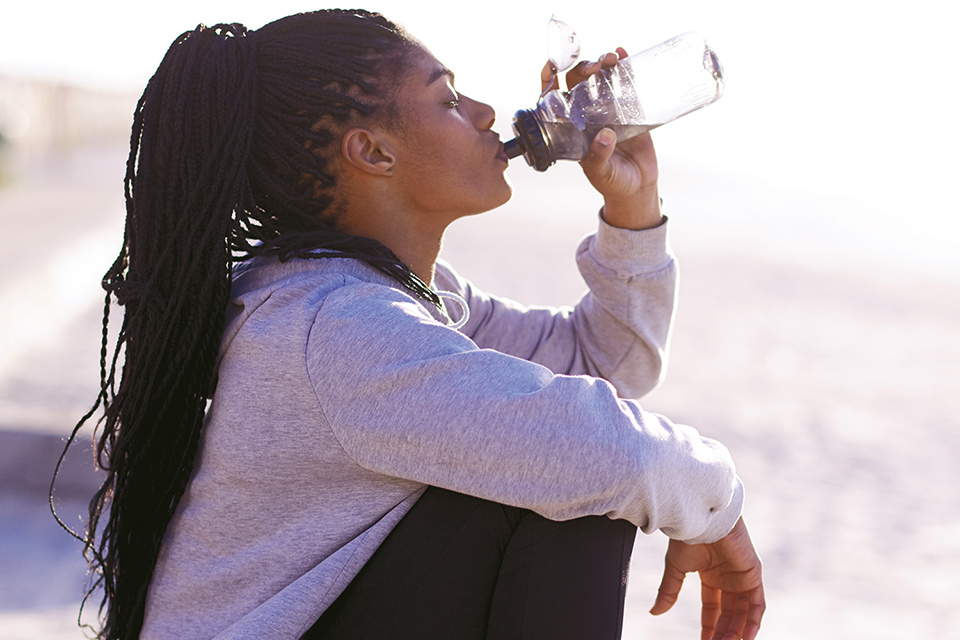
[680,477,745,545]
[590,211,673,275]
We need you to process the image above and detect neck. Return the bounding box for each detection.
[338,194,448,288]
[384,221,444,287]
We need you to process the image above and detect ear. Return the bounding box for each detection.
[341,127,397,176]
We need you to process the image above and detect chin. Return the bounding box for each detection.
[490,174,513,208]
[463,178,513,218]
[446,173,514,220]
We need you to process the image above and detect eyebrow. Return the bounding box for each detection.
[427,65,455,86]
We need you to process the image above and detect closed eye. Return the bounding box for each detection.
[443,85,462,108]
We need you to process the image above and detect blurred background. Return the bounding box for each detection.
[1,1,957,638]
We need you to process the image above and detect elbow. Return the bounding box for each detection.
[608,342,668,399]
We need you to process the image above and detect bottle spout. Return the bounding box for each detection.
[503,137,525,160]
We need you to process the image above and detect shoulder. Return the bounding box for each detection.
[232,256,435,312]
[315,278,437,325]
[305,273,480,387]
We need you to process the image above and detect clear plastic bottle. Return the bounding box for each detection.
[504,32,725,171]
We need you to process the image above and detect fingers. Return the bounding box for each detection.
[658,558,765,640]
[564,51,622,90]
[540,61,558,94]
[711,590,747,640]
[578,127,617,183]
[707,587,766,640]
[543,49,628,94]
[741,587,766,640]
[700,584,721,640]
[650,561,686,616]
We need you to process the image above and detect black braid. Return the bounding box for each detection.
[49,10,439,639]
[235,11,441,305]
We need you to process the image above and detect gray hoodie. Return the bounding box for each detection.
[141,218,743,639]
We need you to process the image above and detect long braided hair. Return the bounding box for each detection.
[50,10,438,639]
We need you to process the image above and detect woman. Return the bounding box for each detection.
[66,9,764,640]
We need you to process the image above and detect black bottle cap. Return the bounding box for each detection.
[511,109,555,172]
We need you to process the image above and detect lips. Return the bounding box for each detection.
[496,140,509,163]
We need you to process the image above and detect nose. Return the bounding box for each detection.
[467,96,496,130]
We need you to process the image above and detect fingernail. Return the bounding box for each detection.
[597,128,616,146]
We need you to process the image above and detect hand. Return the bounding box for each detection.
[651,517,766,640]
[540,50,662,230]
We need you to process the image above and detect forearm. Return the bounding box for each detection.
[438,218,676,398]
[569,215,677,396]
[310,294,740,541]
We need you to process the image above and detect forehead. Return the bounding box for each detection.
[425,63,455,86]
[377,48,454,127]
[401,48,454,86]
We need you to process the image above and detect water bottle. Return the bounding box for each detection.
[504,32,725,171]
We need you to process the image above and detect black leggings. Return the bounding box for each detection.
[303,487,637,640]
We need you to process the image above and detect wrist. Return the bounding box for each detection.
[601,185,662,230]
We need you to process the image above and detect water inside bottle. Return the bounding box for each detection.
[541,122,657,161]
[582,123,653,142]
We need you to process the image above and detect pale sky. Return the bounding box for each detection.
[2,0,957,243]
[1,0,957,384]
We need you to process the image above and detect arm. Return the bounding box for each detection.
[434,218,676,399]
[432,52,673,398]
[561,53,766,639]
[307,284,741,545]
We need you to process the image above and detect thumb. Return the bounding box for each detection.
[650,564,686,616]
[540,61,558,94]
[579,127,617,178]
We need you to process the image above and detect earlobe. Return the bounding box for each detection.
[341,128,396,176]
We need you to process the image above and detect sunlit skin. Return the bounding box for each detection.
[335,46,765,640]
[653,517,765,640]
[541,48,663,233]
[334,46,664,285]
[335,47,512,284]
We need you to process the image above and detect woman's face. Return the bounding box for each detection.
[382,48,512,223]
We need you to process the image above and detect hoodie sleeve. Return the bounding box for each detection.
[306,282,741,545]
[434,215,677,399]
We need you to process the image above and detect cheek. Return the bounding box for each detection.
[412,124,463,164]
[399,121,452,172]
[407,129,477,186]
[397,118,507,210]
